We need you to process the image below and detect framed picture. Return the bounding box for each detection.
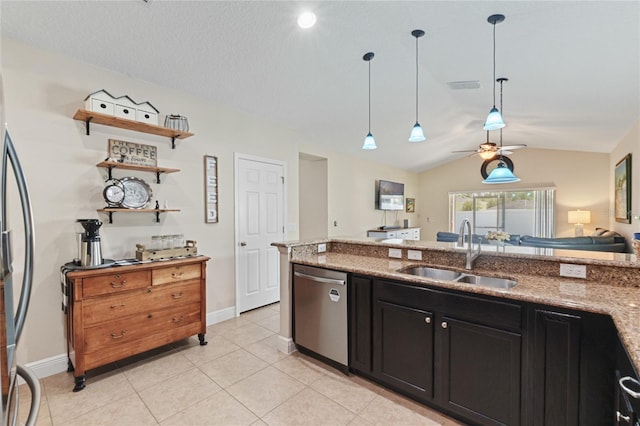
[204,155,218,223]
[615,154,632,224]
[406,197,415,213]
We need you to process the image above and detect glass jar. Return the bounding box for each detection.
[161,235,173,250]
[150,235,162,251]
[172,234,184,248]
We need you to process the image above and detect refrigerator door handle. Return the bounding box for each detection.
[2,130,35,343]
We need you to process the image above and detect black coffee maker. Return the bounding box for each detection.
[77,219,103,267]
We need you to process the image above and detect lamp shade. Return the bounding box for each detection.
[568,210,591,224]
[362,133,377,150]
[482,161,520,184]
[408,123,425,142]
[484,107,505,131]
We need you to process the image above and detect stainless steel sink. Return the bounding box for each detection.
[398,266,517,289]
[454,274,517,289]
[399,266,462,281]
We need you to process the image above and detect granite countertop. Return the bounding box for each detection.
[288,249,640,373]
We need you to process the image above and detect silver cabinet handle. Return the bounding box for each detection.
[619,376,640,399]
[441,322,448,329]
[425,317,431,324]
[616,411,631,423]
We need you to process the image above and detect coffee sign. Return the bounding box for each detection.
[108,139,157,167]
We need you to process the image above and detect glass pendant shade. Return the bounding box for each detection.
[408,123,425,142]
[362,132,377,150]
[484,107,505,130]
[483,162,520,184]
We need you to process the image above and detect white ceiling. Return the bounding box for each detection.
[1,1,639,172]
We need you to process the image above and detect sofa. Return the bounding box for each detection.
[436,228,627,253]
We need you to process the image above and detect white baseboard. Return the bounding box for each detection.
[277,335,296,354]
[18,353,69,383]
[206,306,236,326]
[19,307,239,382]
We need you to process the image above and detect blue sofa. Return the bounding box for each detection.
[436,230,627,253]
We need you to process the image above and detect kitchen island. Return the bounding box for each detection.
[273,237,640,425]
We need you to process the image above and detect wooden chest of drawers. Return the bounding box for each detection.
[65,257,209,391]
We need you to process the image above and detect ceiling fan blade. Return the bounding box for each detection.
[497,150,513,155]
[452,149,481,154]
[499,144,527,150]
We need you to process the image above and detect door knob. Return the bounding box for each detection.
[240,242,247,246]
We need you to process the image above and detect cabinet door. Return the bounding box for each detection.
[532,309,581,426]
[373,299,434,401]
[440,316,521,425]
[349,275,372,373]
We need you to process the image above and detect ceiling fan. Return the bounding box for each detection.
[453,132,527,160]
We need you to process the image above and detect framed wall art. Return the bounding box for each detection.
[204,155,218,223]
[615,153,631,224]
[406,197,415,213]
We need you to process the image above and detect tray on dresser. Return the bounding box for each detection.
[135,240,198,261]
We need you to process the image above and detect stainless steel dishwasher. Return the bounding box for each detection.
[293,264,348,370]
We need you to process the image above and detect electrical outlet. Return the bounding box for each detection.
[388,248,402,259]
[559,263,587,279]
[317,243,326,253]
[408,250,422,260]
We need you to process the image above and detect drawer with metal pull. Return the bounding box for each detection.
[83,301,202,354]
[151,263,201,285]
[82,280,201,326]
[82,270,150,298]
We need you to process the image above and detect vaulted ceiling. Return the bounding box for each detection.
[2,1,639,172]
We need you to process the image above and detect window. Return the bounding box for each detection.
[449,188,555,238]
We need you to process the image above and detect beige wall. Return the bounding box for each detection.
[298,142,420,237]
[298,155,328,240]
[417,148,610,240]
[610,118,640,241]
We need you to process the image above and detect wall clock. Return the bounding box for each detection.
[480,157,515,179]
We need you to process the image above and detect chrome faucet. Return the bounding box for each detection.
[458,219,481,270]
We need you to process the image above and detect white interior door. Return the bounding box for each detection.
[235,154,285,314]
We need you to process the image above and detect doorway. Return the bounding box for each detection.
[235,153,286,314]
[299,153,328,240]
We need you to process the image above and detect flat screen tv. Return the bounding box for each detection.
[376,180,404,211]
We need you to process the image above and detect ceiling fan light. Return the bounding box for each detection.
[478,150,497,160]
[483,162,520,184]
[362,132,377,150]
[484,107,505,130]
[408,123,426,142]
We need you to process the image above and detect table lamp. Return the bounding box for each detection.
[568,210,591,237]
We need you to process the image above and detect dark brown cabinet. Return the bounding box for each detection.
[374,299,434,401]
[440,316,521,425]
[616,337,640,426]
[529,306,615,425]
[349,275,373,373]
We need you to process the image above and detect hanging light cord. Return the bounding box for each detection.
[499,78,503,149]
[492,22,497,108]
[368,59,372,133]
[415,35,419,122]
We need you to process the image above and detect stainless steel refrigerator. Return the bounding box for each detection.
[0,79,40,425]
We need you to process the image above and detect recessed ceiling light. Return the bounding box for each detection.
[297,12,316,29]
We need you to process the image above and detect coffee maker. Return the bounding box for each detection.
[77,219,103,267]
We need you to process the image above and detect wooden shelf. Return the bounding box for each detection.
[73,109,194,148]
[97,161,180,183]
[98,208,181,223]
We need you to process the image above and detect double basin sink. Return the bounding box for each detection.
[399,266,517,289]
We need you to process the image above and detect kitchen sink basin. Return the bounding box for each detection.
[398,266,517,289]
[399,266,462,281]
[454,274,518,289]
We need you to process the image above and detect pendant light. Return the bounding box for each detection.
[483,14,506,131]
[362,52,377,150]
[483,77,520,184]
[408,29,426,142]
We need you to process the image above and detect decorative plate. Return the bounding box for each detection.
[120,177,152,209]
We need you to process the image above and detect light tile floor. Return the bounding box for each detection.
[18,303,463,425]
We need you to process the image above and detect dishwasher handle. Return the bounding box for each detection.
[294,271,345,286]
